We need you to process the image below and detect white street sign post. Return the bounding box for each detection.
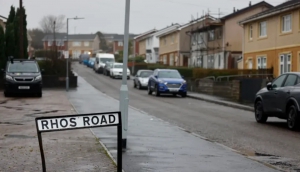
[35,112,122,172]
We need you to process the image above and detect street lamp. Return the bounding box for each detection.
[120,0,131,149]
[66,16,84,91]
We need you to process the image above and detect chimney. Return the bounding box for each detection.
[233,7,236,12]
[249,1,252,6]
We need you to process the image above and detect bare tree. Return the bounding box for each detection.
[39,15,66,33]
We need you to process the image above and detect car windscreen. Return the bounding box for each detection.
[114,65,123,68]
[158,71,181,79]
[7,62,39,73]
[89,58,95,62]
[100,58,114,63]
[140,71,153,77]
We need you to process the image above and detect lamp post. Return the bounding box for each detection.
[66,16,84,91]
[120,0,131,149]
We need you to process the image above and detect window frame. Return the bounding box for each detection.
[249,25,253,40]
[257,56,267,69]
[282,14,292,33]
[279,53,292,75]
[118,41,123,47]
[259,21,267,37]
[72,41,81,47]
[208,30,215,41]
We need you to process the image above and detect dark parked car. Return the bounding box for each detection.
[2,58,44,97]
[148,69,187,97]
[254,72,300,130]
[133,70,153,89]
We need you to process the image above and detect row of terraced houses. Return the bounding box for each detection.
[133,0,300,77]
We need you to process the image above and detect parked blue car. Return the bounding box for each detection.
[148,69,187,97]
[83,58,90,66]
[87,58,95,68]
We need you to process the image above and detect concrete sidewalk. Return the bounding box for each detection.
[187,92,253,112]
[68,76,279,172]
[0,90,116,172]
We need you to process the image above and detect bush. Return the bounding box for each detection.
[38,59,73,76]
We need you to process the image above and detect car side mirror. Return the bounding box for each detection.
[154,75,158,79]
[181,75,184,78]
[266,82,272,90]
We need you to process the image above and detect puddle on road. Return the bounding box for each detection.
[4,134,36,139]
[242,150,300,172]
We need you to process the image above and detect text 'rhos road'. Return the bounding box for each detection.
[37,114,119,131]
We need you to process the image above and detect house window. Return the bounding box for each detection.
[170,54,174,66]
[282,14,292,32]
[118,41,123,46]
[208,55,214,68]
[249,25,253,40]
[216,28,222,39]
[248,59,253,69]
[84,41,89,47]
[72,42,81,46]
[48,41,52,46]
[259,21,267,37]
[280,54,292,74]
[197,56,203,67]
[163,55,167,64]
[209,30,214,41]
[257,56,267,69]
[197,33,203,44]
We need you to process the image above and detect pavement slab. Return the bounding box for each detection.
[68,76,279,172]
[0,90,116,172]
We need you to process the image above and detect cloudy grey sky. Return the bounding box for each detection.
[1,0,284,35]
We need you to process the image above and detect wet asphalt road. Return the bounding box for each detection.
[73,63,300,171]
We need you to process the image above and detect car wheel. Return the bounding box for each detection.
[254,100,268,123]
[37,92,42,98]
[4,91,10,97]
[181,92,187,98]
[137,82,141,90]
[147,85,152,95]
[127,76,130,80]
[287,105,300,131]
[155,85,160,97]
[134,81,137,88]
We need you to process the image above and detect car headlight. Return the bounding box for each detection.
[158,79,164,83]
[182,80,186,84]
[5,75,13,81]
[35,75,42,81]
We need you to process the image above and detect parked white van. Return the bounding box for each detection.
[94,53,115,73]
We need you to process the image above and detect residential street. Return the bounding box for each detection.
[73,63,300,171]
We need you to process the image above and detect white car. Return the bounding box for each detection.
[110,63,130,79]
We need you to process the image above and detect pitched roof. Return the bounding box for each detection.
[240,0,300,24]
[0,15,7,20]
[221,1,273,20]
[144,24,181,39]
[42,33,97,41]
[110,34,138,41]
[134,29,157,40]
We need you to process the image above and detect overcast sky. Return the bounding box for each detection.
[0,0,284,35]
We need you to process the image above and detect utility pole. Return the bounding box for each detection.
[19,0,24,59]
[120,0,131,149]
[54,21,57,56]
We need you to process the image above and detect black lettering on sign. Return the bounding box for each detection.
[109,115,116,123]
[83,117,90,126]
[41,120,49,130]
[70,118,77,127]
[50,119,58,129]
[60,119,68,128]
[101,115,107,124]
[91,116,99,125]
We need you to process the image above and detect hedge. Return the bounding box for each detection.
[128,64,273,79]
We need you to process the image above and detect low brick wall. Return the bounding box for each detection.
[188,79,241,101]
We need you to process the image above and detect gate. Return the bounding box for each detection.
[239,78,264,103]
